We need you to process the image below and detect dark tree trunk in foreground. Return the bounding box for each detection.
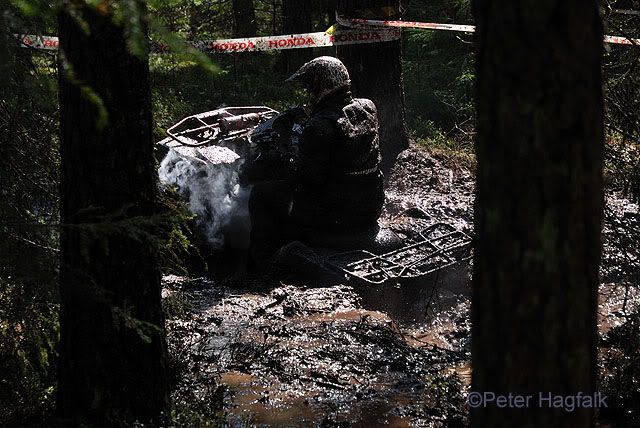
[57,1,168,424]
[471,1,604,427]
[0,9,9,90]
[282,0,313,72]
[337,0,408,174]
[232,0,257,37]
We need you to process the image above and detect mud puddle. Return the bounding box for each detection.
[164,276,470,427]
[164,144,640,427]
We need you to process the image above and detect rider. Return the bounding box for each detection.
[248,56,384,266]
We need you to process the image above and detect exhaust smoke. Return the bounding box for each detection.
[158,149,251,249]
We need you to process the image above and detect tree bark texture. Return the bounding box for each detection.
[282,0,313,73]
[232,0,257,37]
[336,0,408,174]
[471,1,604,427]
[57,2,168,424]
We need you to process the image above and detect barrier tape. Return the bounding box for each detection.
[604,35,640,46]
[153,28,401,53]
[17,17,640,52]
[337,16,475,33]
[337,16,640,46]
[17,34,59,50]
[16,28,401,53]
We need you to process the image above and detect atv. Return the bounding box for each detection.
[156,106,472,315]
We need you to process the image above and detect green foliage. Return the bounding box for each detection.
[150,0,232,38]
[150,52,304,137]
[6,0,58,30]
[0,279,59,424]
[416,137,476,173]
[404,0,471,22]
[149,18,220,75]
[162,291,191,320]
[0,3,60,425]
[165,406,224,428]
[402,1,475,145]
[602,3,640,203]
[156,187,209,275]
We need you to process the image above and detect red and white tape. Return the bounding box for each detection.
[603,35,640,46]
[17,34,59,50]
[337,16,475,33]
[337,16,640,46]
[152,28,400,53]
[16,17,640,52]
[16,28,401,54]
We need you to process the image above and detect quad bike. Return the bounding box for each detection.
[156,106,472,307]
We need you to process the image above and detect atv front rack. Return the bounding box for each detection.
[327,223,472,285]
[166,106,278,146]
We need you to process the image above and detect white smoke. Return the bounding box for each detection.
[158,149,251,249]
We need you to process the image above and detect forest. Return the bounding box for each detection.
[1,0,639,427]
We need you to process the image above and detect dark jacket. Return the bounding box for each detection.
[290,87,384,231]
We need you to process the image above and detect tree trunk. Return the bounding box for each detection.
[57,1,168,424]
[232,0,257,38]
[0,6,9,91]
[336,0,408,174]
[471,0,604,427]
[281,0,313,73]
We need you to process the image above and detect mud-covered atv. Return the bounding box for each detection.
[156,106,304,180]
[156,106,472,291]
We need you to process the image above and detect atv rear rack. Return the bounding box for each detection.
[327,223,472,285]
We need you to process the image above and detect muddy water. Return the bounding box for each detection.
[164,245,473,427]
[165,276,470,427]
[354,264,471,324]
[165,145,640,427]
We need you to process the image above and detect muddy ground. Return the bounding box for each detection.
[163,143,640,427]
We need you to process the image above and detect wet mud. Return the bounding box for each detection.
[164,143,640,427]
[164,278,468,427]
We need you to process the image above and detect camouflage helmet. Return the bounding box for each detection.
[286,56,351,105]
